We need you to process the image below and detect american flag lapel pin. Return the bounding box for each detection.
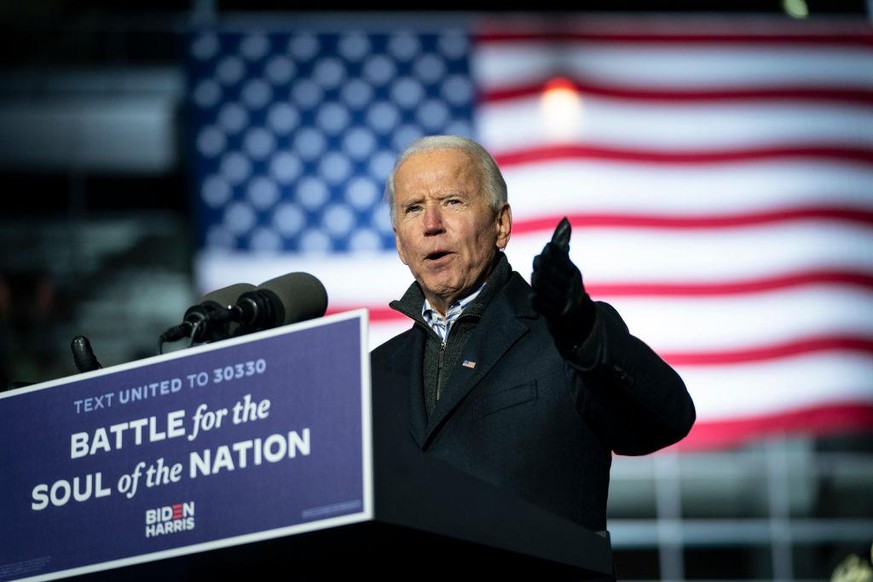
[462,360,477,369]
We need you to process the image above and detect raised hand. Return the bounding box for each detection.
[530,217,596,349]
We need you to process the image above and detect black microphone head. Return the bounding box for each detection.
[236,272,328,333]
[258,271,328,326]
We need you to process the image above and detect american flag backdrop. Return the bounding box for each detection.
[184,14,873,451]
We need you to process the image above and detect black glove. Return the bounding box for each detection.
[530,217,596,351]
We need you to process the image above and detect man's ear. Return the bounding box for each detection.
[496,203,512,250]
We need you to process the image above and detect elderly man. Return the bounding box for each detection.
[370,134,695,534]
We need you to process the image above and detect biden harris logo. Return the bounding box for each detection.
[145,501,195,538]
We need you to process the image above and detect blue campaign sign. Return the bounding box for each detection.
[0,310,372,581]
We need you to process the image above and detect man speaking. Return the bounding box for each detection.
[370,134,696,536]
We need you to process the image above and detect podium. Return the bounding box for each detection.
[0,311,614,581]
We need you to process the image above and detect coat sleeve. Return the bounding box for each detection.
[566,301,696,455]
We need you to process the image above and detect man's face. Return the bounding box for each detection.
[392,147,511,314]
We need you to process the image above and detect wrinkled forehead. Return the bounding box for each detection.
[394,148,481,194]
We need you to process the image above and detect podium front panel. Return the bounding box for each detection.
[0,310,372,581]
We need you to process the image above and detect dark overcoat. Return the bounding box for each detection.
[370,255,695,533]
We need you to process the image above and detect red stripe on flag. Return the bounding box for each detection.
[587,269,873,297]
[494,144,873,166]
[674,403,873,451]
[329,267,873,318]
[663,335,873,366]
[508,207,873,234]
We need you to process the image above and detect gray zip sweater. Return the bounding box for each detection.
[389,253,511,418]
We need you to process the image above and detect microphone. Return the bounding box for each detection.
[71,335,102,372]
[159,283,256,345]
[232,272,328,336]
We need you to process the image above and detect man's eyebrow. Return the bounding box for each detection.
[399,195,424,210]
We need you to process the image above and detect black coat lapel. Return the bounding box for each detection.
[422,278,535,448]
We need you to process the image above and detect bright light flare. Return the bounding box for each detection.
[539,77,584,142]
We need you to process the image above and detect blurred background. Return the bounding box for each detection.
[1,1,871,580]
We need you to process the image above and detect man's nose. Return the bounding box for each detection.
[423,205,444,234]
